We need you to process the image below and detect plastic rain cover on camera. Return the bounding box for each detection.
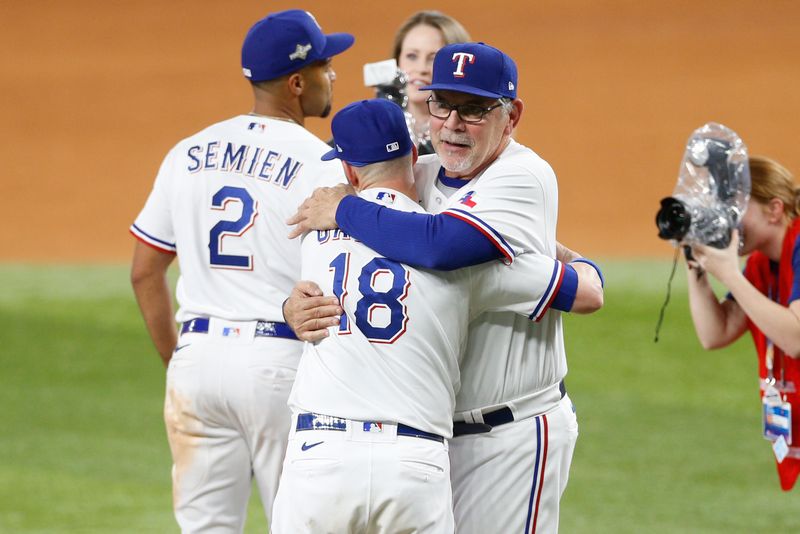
[671,122,750,247]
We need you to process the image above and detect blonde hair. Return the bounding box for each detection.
[392,11,471,62]
[748,155,800,219]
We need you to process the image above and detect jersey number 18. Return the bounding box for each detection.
[329,253,410,344]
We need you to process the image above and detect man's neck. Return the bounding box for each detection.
[251,103,304,127]
[251,87,304,126]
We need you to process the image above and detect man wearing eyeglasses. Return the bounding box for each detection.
[286,42,602,533]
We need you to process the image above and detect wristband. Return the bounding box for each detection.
[570,258,605,288]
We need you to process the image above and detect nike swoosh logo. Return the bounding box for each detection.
[301,441,324,451]
[174,344,191,353]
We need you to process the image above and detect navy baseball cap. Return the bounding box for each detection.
[321,99,413,167]
[420,42,518,99]
[241,10,354,82]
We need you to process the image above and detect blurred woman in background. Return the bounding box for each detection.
[390,11,470,154]
[686,155,800,491]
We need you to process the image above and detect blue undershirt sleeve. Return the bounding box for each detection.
[335,195,503,270]
[550,264,578,312]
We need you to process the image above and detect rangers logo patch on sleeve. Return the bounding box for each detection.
[459,191,477,208]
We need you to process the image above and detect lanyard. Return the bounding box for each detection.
[765,282,786,392]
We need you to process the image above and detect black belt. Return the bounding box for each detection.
[180,317,298,340]
[453,381,567,437]
[296,413,444,444]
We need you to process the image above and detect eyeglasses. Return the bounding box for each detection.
[426,97,505,124]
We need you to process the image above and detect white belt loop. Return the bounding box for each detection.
[468,409,484,424]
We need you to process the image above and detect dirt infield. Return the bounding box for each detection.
[2,0,799,262]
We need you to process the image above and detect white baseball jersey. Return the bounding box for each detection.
[415,139,573,534]
[131,114,344,532]
[131,115,345,323]
[289,186,566,438]
[414,139,566,419]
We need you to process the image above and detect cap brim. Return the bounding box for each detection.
[320,148,340,161]
[320,149,385,167]
[320,33,355,59]
[419,83,504,99]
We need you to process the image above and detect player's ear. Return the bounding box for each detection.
[506,99,524,134]
[411,144,419,166]
[342,162,359,189]
[287,72,304,96]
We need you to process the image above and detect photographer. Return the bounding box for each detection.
[388,11,470,154]
[686,155,800,491]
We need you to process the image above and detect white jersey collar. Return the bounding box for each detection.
[358,187,424,213]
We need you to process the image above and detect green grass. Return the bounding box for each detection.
[0,262,797,532]
[561,260,798,533]
[0,265,265,533]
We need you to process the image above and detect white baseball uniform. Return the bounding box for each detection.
[131,114,344,533]
[415,139,577,534]
[270,187,568,534]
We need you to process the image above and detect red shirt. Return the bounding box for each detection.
[742,217,800,490]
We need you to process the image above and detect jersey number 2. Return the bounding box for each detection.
[208,186,258,269]
[329,253,410,344]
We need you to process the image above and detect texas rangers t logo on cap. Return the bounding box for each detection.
[452,52,475,78]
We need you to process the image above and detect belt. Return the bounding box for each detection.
[296,413,444,443]
[180,317,298,340]
[453,380,567,437]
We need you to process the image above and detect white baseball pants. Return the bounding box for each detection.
[164,331,301,533]
[271,413,454,533]
[449,394,578,534]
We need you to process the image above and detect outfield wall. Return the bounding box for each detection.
[2,0,799,261]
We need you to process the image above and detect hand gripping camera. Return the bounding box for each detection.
[656,122,750,249]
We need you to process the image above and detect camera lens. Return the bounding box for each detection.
[656,197,691,241]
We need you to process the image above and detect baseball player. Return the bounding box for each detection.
[286,43,604,533]
[271,99,599,534]
[129,10,352,533]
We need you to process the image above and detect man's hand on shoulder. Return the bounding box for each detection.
[287,184,355,239]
